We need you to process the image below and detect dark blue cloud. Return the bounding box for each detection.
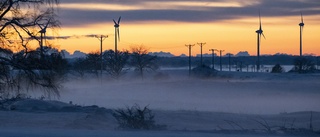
[58,0,320,27]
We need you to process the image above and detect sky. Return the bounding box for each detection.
[49,0,320,56]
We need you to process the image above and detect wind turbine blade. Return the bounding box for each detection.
[261,33,266,40]
[113,19,117,25]
[44,18,51,30]
[118,16,121,24]
[38,24,43,30]
[301,12,304,23]
[258,34,261,43]
[259,11,262,30]
[117,28,120,41]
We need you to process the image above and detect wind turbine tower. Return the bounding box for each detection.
[38,18,51,57]
[255,11,265,72]
[299,12,305,57]
[113,16,121,58]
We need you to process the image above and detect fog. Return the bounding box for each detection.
[60,70,320,114]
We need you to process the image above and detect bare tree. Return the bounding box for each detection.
[0,0,61,99]
[103,50,129,79]
[84,52,101,77]
[0,0,59,52]
[0,47,65,98]
[71,58,86,78]
[129,46,158,80]
[291,57,316,73]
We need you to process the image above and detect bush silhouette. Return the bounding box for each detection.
[290,57,316,73]
[112,104,165,130]
[192,65,216,78]
[271,64,284,73]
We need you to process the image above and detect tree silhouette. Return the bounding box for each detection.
[271,64,284,73]
[83,52,101,77]
[71,58,86,78]
[291,57,316,73]
[0,0,61,98]
[0,47,66,98]
[0,0,59,52]
[129,46,158,80]
[103,50,129,79]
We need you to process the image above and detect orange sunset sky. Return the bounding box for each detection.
[47,0,320,56]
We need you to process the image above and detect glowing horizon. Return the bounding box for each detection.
[50,15,319,56]
[44,0,320,56]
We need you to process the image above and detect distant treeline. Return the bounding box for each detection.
[154,55,320,67]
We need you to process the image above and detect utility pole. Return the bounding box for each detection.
[186,44,195,77]
[257,33,260,72]
[216,49,224,71]
[226,53,233,71]
[209,49,216,70]
[197,42,206,66]
[95,35,108,78]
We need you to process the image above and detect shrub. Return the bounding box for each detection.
[112,104,165,130]
[271,64,284,73]
[290,57,316,73]
[192,65,216,78]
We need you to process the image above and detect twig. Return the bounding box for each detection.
[310,111,313,131]
[224,120,245,131]
[253,116,273,133]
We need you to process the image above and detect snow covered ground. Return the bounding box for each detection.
[0,102,319,137]
[1,70,320,137]
[61,70,320,114]
[2,128,313,137]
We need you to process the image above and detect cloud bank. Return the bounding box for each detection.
[58,0,320,27]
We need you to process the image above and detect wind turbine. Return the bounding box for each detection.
[299,12,305,57]
[113,16,121,58]
[255,11,265,72]
[38,18,51,57]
